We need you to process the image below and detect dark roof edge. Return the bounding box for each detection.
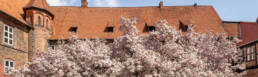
[223,21,241,23]
[223,21,256,23]
[238,39,258,47]
[48,5,213,8]
[23,6,54,19]
[0,10,32,28]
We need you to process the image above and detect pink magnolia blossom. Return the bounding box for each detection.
[13,17,245,77]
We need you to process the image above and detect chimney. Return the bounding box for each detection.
[159,1,163,8]
[81,0,88,7]
[193,3,198,8]
[256,17,258,24]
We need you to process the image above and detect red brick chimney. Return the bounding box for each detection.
[159,1,163,8]
[81,0,88,7]
[193,3,198,8]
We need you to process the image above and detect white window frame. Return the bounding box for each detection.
[3,24,14,45]
[251,46,256,60]
[4,59,14,74]
[239,49,244,63]
[247,47,250,61]
[247,46,256,61]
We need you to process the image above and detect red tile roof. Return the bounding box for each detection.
[0,0,31,24]
[25,0,49,9]
[0,0,228,40]
[238,22,258,46]
[223,22,239,37]
[48,6,227,39]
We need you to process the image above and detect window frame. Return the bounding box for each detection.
[246,45,256,62]
[38,16,41,26]
[247,47,250,61]
[69,27,78,33]
[50,45,56,50]
[147,26,156,32]
[104,26,114,33]
[239,49,244,63]
[46,19,48,27]
[251,45,256,60]
[3,24,14,46]
[4,59,14,74]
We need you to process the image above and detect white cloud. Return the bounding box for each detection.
[46,0,79,6]
[47,0,120,7]
[89,0,120,7]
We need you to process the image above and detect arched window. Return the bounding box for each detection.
[38,16,41,26]
[46,19,48,26]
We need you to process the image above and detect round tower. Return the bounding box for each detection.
[23,0,54,60]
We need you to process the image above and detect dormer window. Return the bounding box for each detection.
[105,26,114,32]
[69,27,78,33]
[144,24,155,32]
[180,22,188,32]
[38,16,41,26]
[184,26,189,30]
[148,26,155,32]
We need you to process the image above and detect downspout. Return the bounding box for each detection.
[238,23,242,39]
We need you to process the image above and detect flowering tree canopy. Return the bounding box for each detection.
[13,17,245,77]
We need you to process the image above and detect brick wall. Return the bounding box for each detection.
[243,42,258,77]
[0,13,29,76]
[246,68,258,77]
[28,10,52,60]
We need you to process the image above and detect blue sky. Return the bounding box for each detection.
[46,0,258,22]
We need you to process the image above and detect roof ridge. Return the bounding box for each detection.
[25,0,49,9]
[47,5,213,8]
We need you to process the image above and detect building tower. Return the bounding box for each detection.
[23,0,54,61]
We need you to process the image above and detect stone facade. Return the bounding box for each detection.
[0,12,30,77]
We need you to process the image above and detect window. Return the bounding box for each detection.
[30,16,33,24]
[238,49,244,63]
[3,24,14,45]
[105,27,114,32]
[247,47,251,61]
[251,46,256,60]
[4,60,14,74]
[38,16,41,26]
[184,26,189,31]
[46,19,49,27]
[147,26,155,32]
[69,27,78,33]
[180,22,188,32]
[247,46,256,61]
[144,24,155,32]
[50,45,56,50]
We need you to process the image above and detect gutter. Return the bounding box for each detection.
[238,39,258,48]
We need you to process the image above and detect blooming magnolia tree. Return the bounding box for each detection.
[13,17,245,77]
